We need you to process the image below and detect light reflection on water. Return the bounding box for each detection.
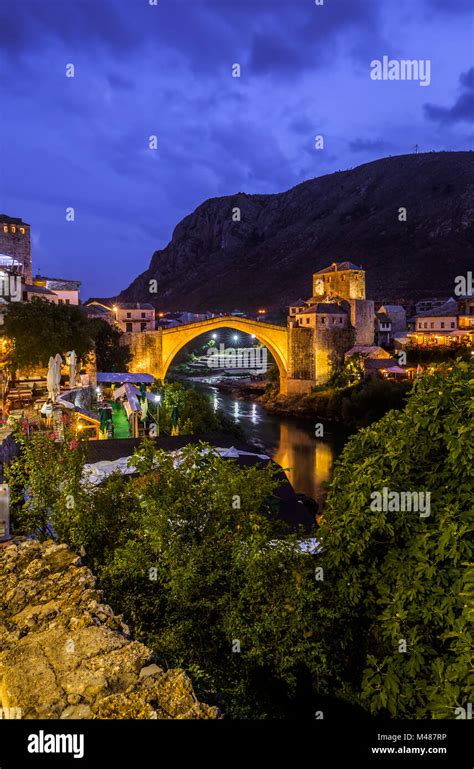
[208,385,347,508]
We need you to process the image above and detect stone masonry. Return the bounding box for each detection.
[0,540,219,720]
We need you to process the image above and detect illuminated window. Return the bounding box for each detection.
[3,226,7,233]
[19,227,25,235]
[11,226,16,233]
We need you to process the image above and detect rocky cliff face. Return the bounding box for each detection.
[119,151,474,311]
[0,540,219,719]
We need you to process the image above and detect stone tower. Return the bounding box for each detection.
[312,261,374,345]
[0,215,32,282]
[312,261,366,301]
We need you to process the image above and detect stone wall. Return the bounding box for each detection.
[349,299,375,345]
[0,540,219,720]
[315,326,355,385]
[123,330,163,380]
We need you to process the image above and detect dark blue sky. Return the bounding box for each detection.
[0,0,472,299]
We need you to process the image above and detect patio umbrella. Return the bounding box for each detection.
[46,356,55,401]
[53,354,63,401]
[99,407,109,440]
[170,404,179,436]
[67,350,77,388]
[139,382,148,422]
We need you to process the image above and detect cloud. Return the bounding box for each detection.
[423,0,473,14]
[424,68,474,124]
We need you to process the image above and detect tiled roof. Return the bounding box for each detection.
[83,305,113,316]
[35,275,81,290]
[416,298,459,317]
[315,261,362,274]
[0,214,27,225]
[300,303,347,315]
[119,303,154,310]
[24,283,56,295]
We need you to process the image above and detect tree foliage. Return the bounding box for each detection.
[8,433,330,717]
[3,298,96,370]
[90,319,132,372]
[320,359,473,717]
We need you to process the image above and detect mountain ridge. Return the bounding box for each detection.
[118,151,474,311]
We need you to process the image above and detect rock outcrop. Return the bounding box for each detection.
[118,151,474,311]
[0,540,219,719]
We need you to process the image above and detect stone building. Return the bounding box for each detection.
[0,215,32,283]
[33,276,81,305]
[117,303,155,333]
[406,296,474,346]
[288,261,374,384]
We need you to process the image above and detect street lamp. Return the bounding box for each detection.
[233,334,239,343]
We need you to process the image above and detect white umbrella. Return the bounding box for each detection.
[67,350,77,388]
[52,354,63,401]
[46,356,55,401]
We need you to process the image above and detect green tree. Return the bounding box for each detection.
[25,437,328,717]
[320,359,473,718]
[3,298,96,370]
[91,319,132,372]
[6,419,86,538]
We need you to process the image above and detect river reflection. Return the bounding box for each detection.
[207,385,347,508]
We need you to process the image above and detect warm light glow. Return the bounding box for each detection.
[258,309,267,314]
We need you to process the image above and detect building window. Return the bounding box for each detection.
[306,317,310,324]
[321,317,326,324]
[140,322,147,331]
[3,226,7,233]
[339,317,343,323]
[126,312,131,318]
[66,299,70,304]
[451,322,455,328]
[20,227,25,235]
[11,226,16,233]
[58,299,63,304]
[441,322,444,329]
[430,322,434,328]
[126,322,133,332]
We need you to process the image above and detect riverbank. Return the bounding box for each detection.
[260,378,413,429]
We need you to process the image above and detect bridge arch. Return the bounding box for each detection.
[160,316,289,392]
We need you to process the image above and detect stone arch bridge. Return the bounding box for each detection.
[123,315,330,395]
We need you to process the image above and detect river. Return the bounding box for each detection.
[202,383,349,509]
